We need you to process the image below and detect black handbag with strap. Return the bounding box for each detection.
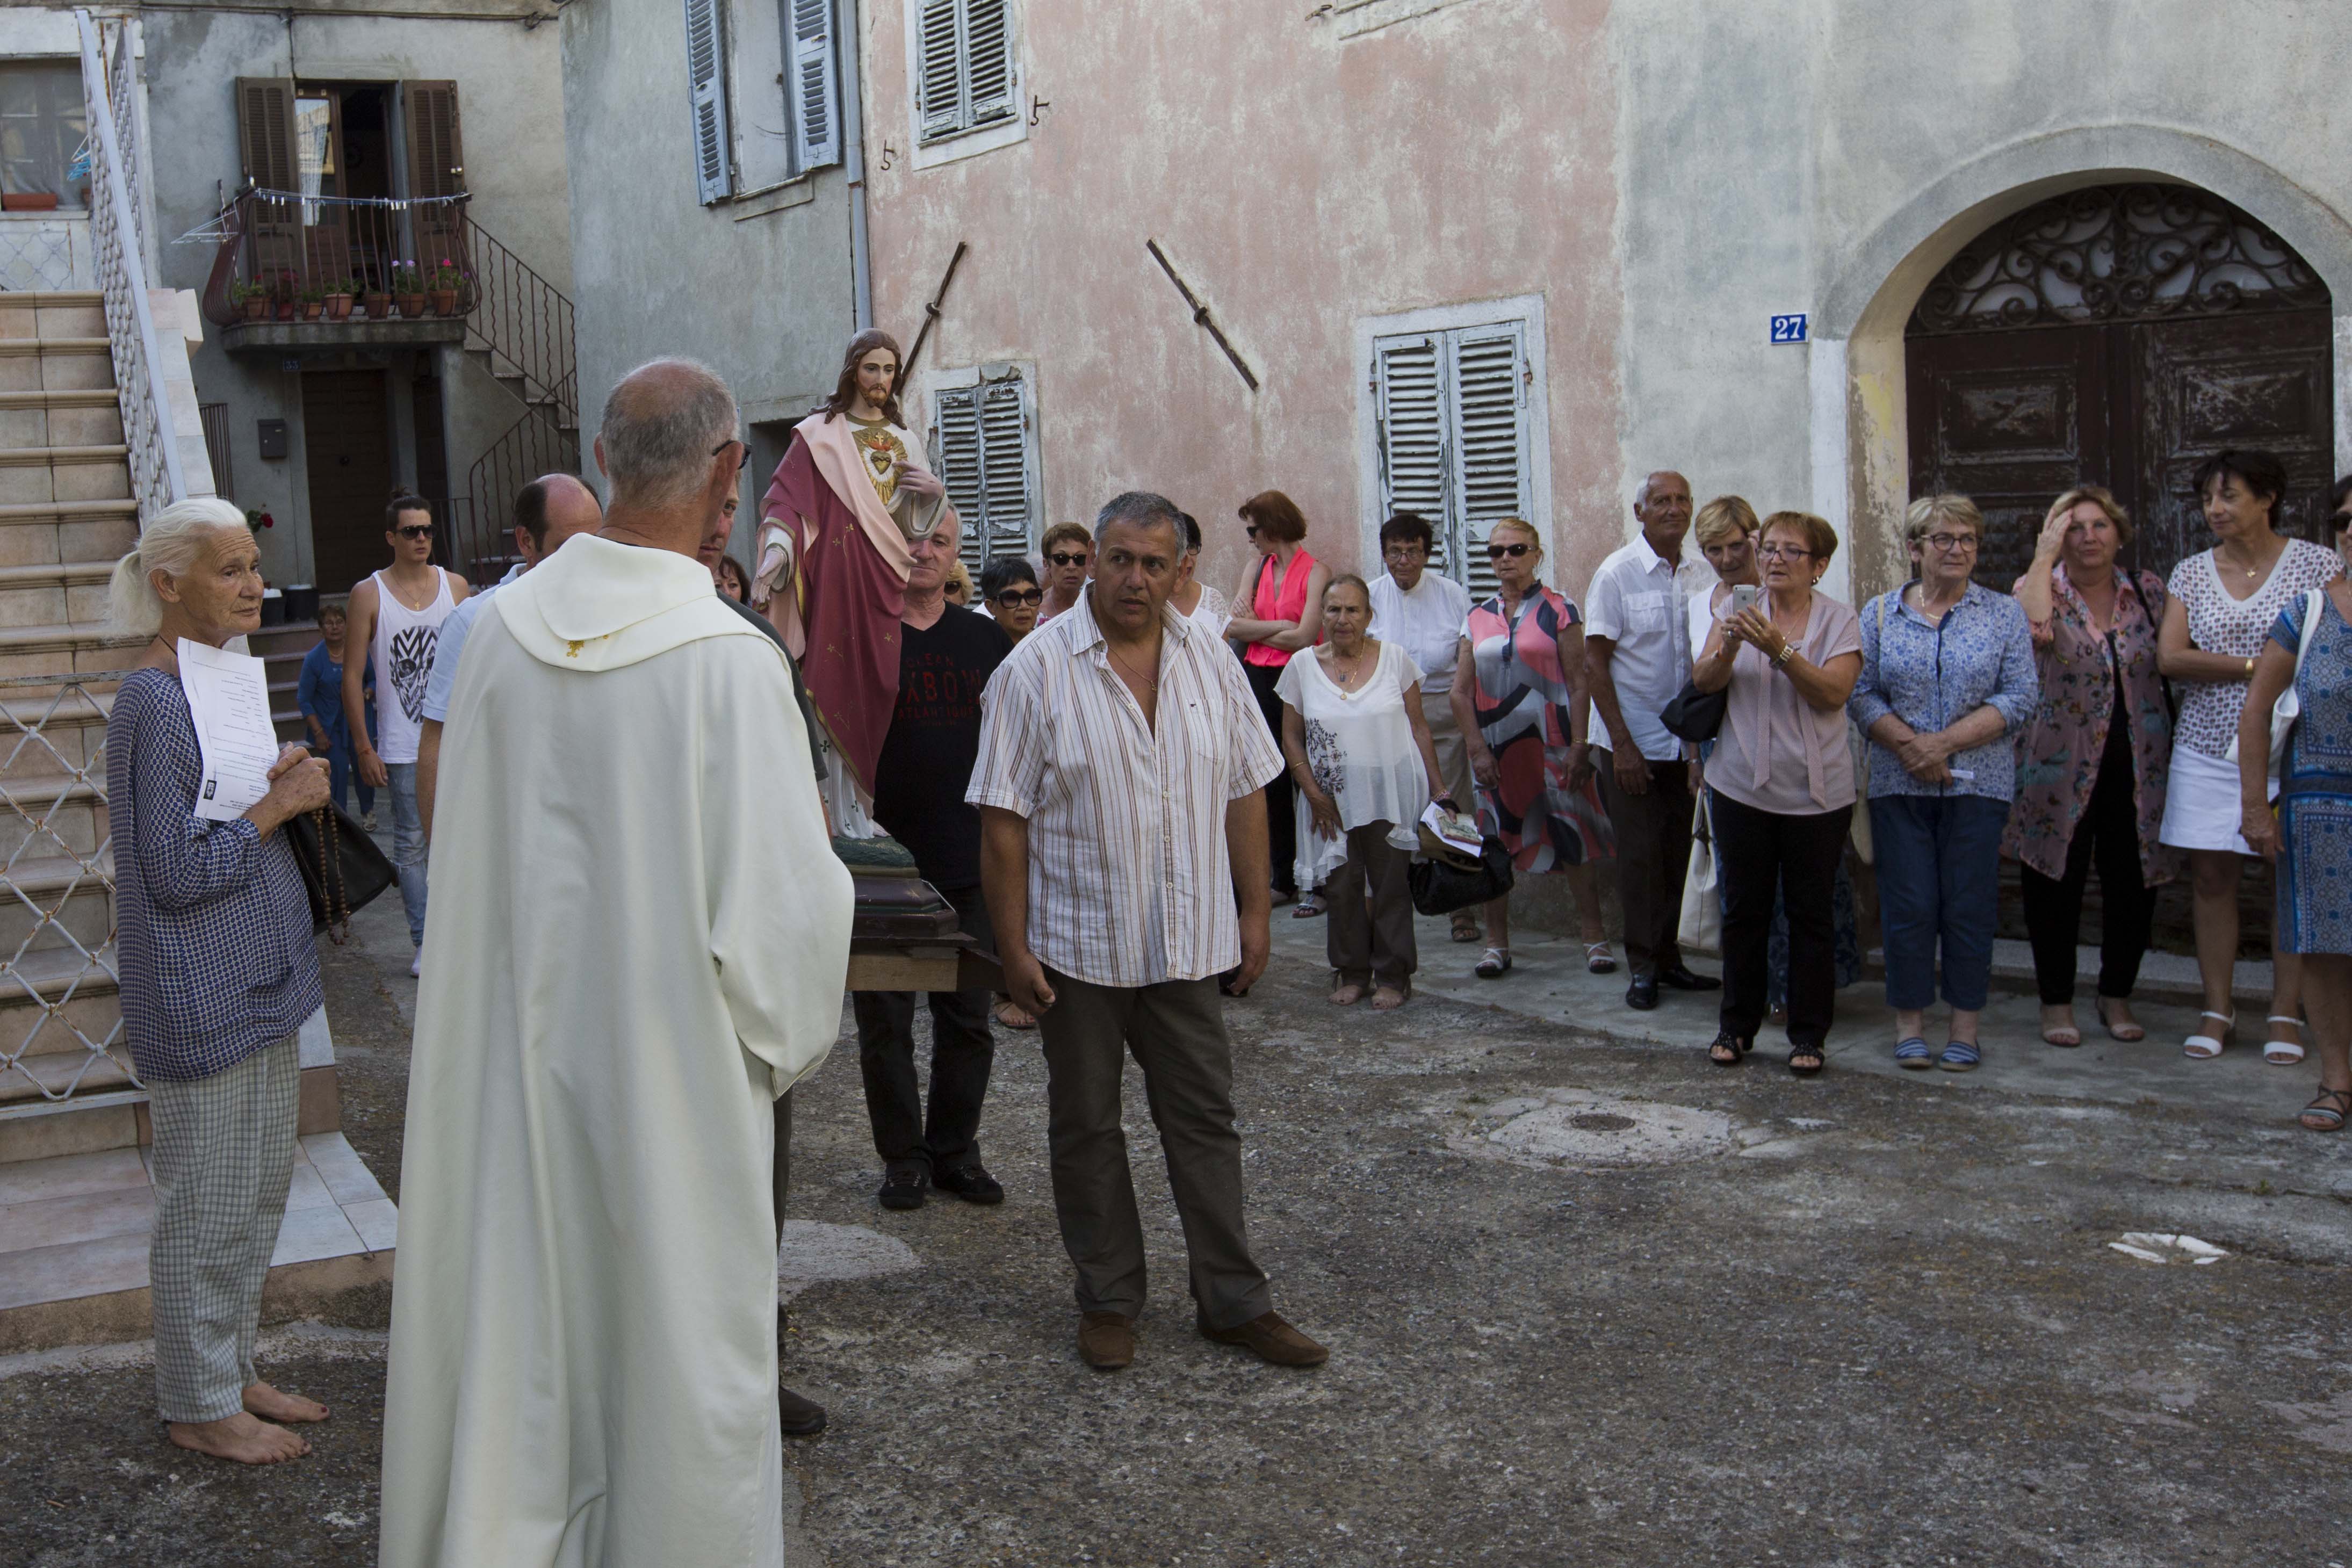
[1406,835,1517,917]
[285,801,398,944]
[1659,679,1728,743]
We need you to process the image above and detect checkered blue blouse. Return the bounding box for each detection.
[107,667,322,1081]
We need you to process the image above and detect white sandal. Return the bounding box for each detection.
[2183,1010,2234,1060]
[2263,1014,2307,1066]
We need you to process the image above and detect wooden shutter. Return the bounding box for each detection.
[1374,334,1450,575]
[401,81,466,265]
[977,375,1033,563]
[963,0,1018,127]
[918,0,965,141]
[235,78,297,190]
[684,0,732,203]
[934,386,987,569]
[1448,323,1528,602]
[789,0,840,170]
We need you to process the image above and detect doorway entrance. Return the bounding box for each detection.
[1905,182,2334,589]
[303,370,395,597]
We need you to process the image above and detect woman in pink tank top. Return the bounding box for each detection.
[1225,490,1332,908]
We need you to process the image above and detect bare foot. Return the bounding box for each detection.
[1370,984,1408,1011]
[244,1381,329,1424]
[167,1411,310,1464]
[2039,1003,2081,1047]
[1328,982,1366,1006]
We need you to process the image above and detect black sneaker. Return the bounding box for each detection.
[779,1382,827,1436]
[933,1163,1005,1205]
[877,1161,929,1210]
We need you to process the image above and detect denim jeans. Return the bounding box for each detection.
[1869,793,2011,1011]
[326,745,375,820]
[384,761,428,949]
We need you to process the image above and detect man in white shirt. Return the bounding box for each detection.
[1584,470,1719,1010]
[969,491,1325,1375]
[1366,511,1477,941]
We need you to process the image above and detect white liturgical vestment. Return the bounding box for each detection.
[378,533,852,1568]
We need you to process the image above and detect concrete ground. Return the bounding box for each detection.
[4,892,2349,1566]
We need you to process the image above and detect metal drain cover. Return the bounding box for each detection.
[1570,1112,1638,1132]
[1442,1089,1736,1169]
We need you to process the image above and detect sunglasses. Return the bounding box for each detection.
[993,588,1044,608]
[711,438,751,472]
[1047,551,1088,568]
[393,524,435,540]
[1485,541,1533,560]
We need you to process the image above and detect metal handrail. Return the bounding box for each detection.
[463,214,578,422]
[76,10,186,522]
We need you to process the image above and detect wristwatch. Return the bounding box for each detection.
[1771,642,1797,669]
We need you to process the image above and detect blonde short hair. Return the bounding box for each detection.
[2048,484,2132,547]
[1903,493,1983,549]
[1693,495,1759,550]
[1487,517,1541,550]
[1761,510,1839,566]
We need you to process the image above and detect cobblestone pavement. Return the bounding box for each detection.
[4,893,2348,1566]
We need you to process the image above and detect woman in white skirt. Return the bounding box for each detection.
[2158,449,2342,1060]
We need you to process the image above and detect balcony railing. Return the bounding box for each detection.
[200,189,477,328]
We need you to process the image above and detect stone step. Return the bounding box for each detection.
[0,496,138,572]
[0,294,108,342]
[0,559,118,631]
[0,850,113,956]
[0,445,133,513]
[0,389,124,450]
[0,943,126,1114]
[0,338,116,398]
[0,776,104,859]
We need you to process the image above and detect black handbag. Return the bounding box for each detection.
[1659,680,1728,743]
[285,801,398,944]
[1407,835,1517,917]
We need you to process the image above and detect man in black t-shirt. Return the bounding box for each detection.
[856,514,1013,1210]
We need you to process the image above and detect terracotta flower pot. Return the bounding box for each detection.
[276,301,298,322]
[363,292,391,320]
[240,296,267,321]
[398,293,427,318]
[324,294,352,322]
[429,288,459,316]
[301,300,324,320]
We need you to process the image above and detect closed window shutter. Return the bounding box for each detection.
[934,386,986,569]
[684,0,732,203]
[235,77,298,191]
[918,0,965,141]
[1449,323,1529,602]
[977,375,1034,564]
[400,81,466,264]
[963,0,1018,127]
[789,0,840,170]
[1373,333,1448,574]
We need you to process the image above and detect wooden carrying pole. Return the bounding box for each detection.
[1145,238,1259,392]
[901,240,968,377]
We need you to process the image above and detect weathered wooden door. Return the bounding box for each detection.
[303,371,395,597]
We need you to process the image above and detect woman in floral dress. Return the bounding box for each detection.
[2007,485,2180,1047]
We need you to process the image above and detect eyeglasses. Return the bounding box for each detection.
[710,438,751,472]
[1756,543,1812,560]
[1486,542,1533,560]
[1922,533,1979,553]
[393,524,435,540]
[1047,551,1088,568]
[1382,544,1427,560]
[993,588,1044,608]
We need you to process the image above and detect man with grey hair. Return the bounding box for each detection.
[970,490,1327,1374]
[380,359,852,1567]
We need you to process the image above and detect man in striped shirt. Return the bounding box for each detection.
[969,492,1328,1373]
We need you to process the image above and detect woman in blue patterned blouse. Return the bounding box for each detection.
[1850,495,2040,1072]
[105,498,333,1466]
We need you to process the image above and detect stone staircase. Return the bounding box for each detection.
[0,290,392,1354]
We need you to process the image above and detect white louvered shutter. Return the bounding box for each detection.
[1448,323,1529,602]
[789,0,840,170]
[978,376,1034,564]
[684,0,731,203]
[963,0,1018,127]
[933,386,986,569]
[1373,333,1449,576]
[918,0,965,140]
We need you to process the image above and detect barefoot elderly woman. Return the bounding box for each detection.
[106,498,335,1464]
[972,491,1326,1373]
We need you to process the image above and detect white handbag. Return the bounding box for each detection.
[1677,794,1721,956]
[2224,587,2322,781]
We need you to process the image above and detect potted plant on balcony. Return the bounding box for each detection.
[299,284,326,321]
[232,279,268,321]
[393,263,426,319]
[428,258,463,317]
[324,278,356,322]
[271,272,299,322]
[362,277,392,320]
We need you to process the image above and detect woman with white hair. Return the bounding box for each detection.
[105,498,334,1465]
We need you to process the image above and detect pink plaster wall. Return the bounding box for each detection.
[861,0,1622,599]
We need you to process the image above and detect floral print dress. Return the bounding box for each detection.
[2001,565,2182,885]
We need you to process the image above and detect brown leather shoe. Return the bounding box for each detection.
[1199,1309,1329,1367]
[1077,1311,1135,1370]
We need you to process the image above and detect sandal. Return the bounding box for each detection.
[992,998,1037,1031]
[1371,982,1410,1011]
[1450,911,1482,944]
[1584,942,1618,974]
[1293,890,1327,919]
[2182,1010,2234,1060]
[2298,1086,2351,1132]
[1475,946,1512,979]
[1787,1043,1825,1076]
[1894,1037,1932,1070]
[1707,1030,1747,1066]
[2039,1005,2080,1048]
[2094,996,2145,1042]
[1328,981,1366,1006]
[2264,1015,2307,1066]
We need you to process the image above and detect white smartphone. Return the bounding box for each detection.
[1731,583,1760,615]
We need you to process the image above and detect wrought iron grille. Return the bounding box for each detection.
[0,219,91,292]
[1910,182,2329,336]
[0,671,130,1111]
[199,401,233,500]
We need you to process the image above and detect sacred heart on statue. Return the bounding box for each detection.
[854,426,906,506]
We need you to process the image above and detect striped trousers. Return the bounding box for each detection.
[147,1034,300,1424]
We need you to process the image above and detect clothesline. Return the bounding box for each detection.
[168,187,470,247]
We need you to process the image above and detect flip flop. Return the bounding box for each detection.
[1475,946,1511,979]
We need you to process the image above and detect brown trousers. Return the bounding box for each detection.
[1327,822,1416,987]
[1036,970,1273,1330]
[1593,749,1695,977]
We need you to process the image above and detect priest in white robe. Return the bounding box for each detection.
[380,359,852,1568]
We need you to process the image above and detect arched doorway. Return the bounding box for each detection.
[1903,181,2334,587]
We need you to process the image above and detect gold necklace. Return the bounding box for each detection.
[1329,644,1370,688]
[2224,537,2282,581]
[1107,643,1160,693]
